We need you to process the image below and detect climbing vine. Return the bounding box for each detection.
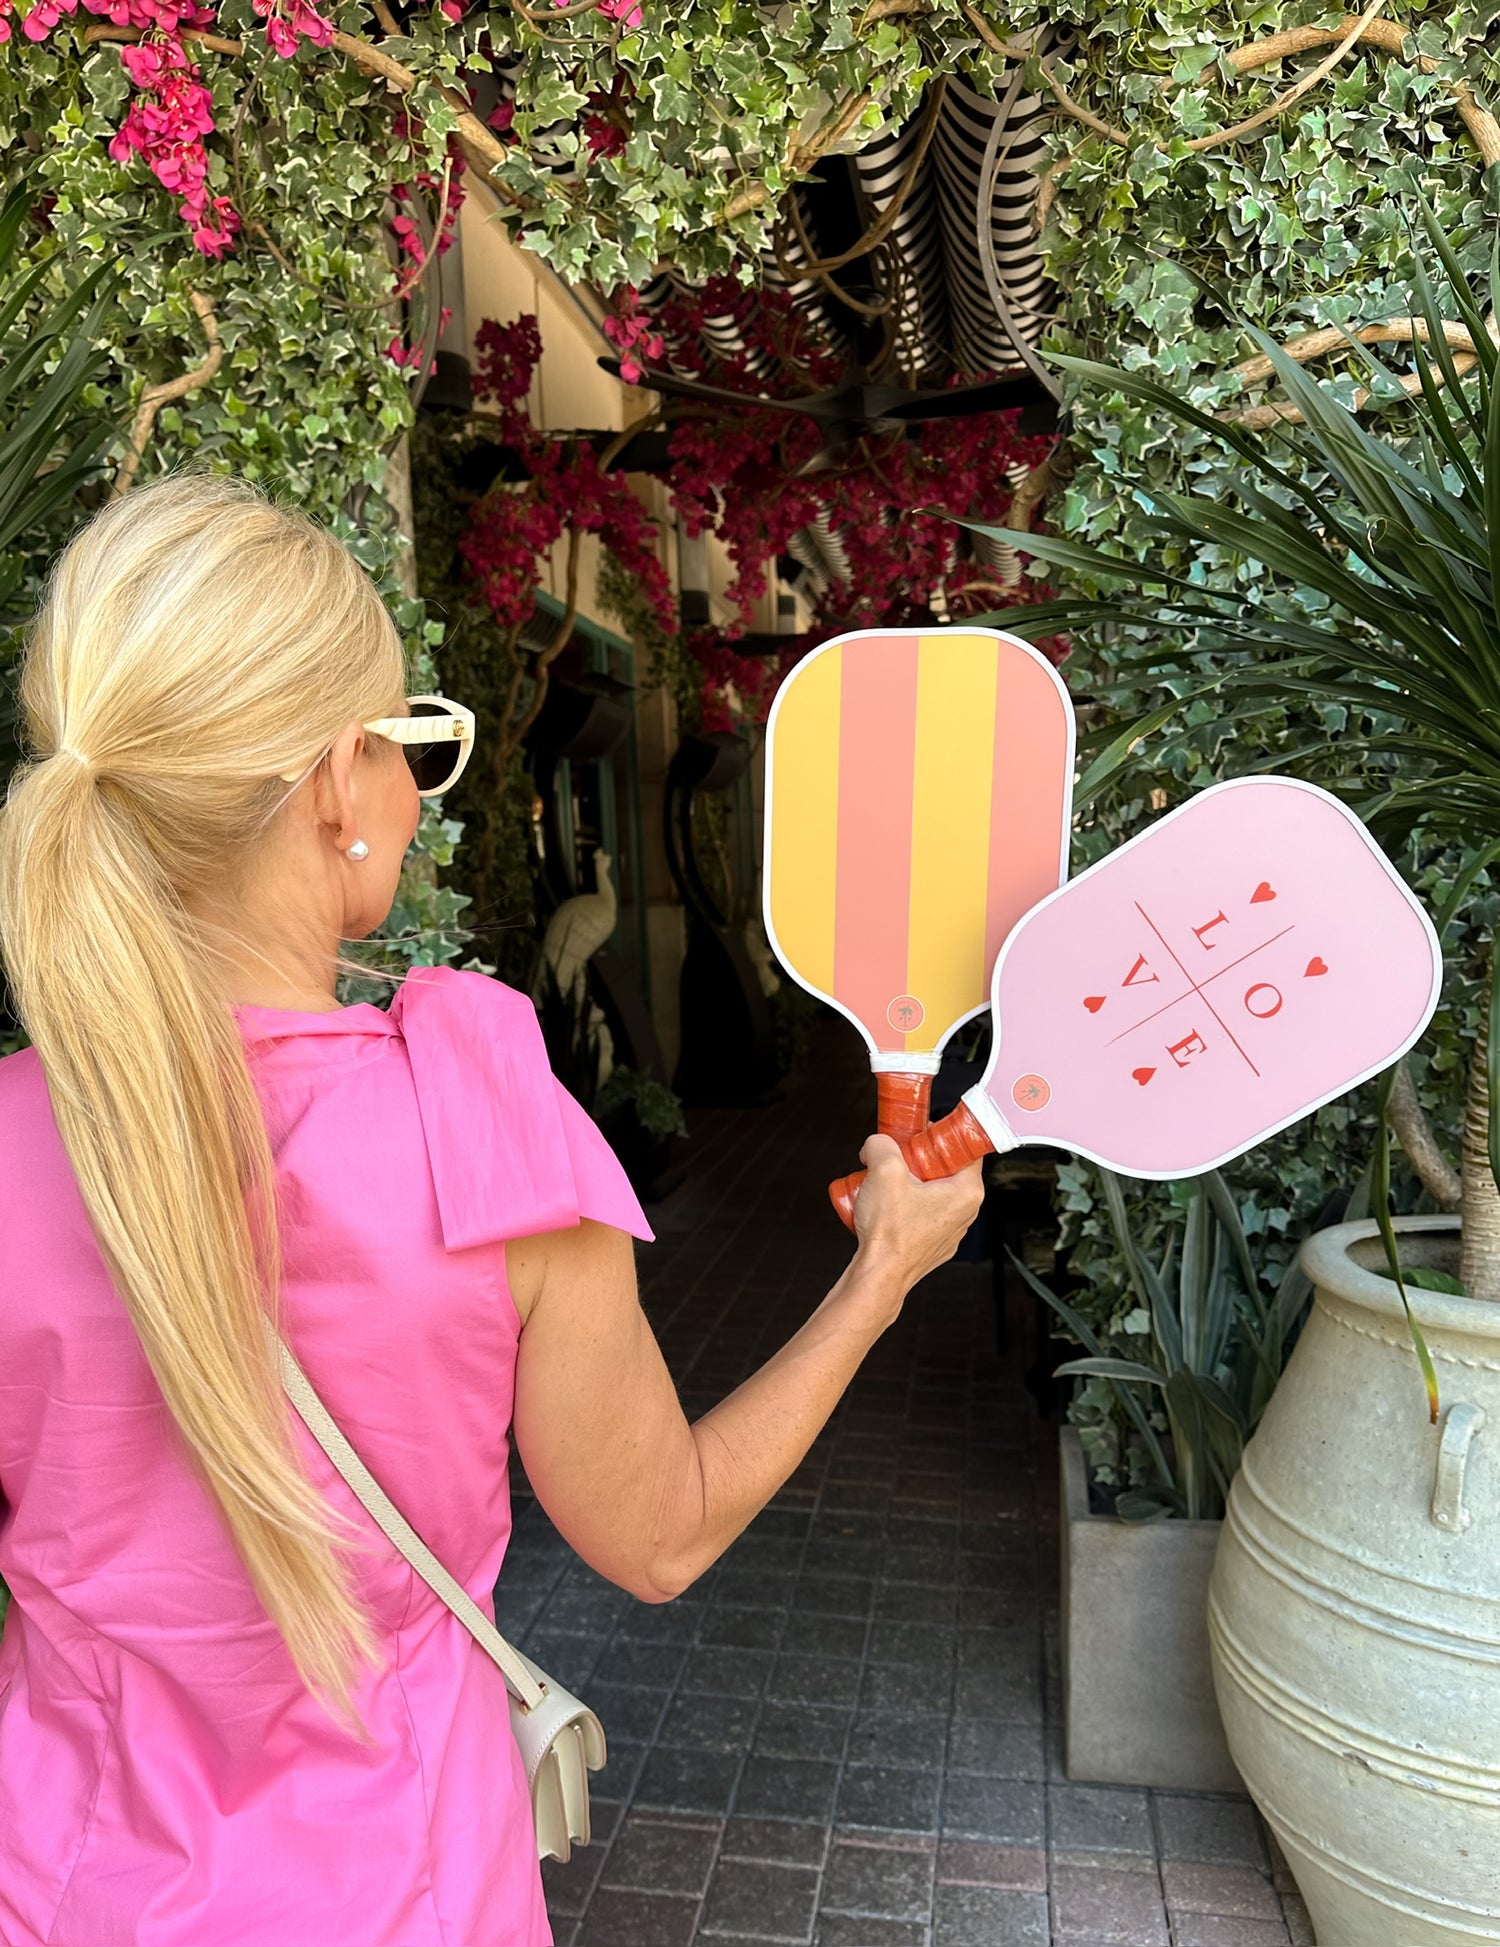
[0,0,1039,986]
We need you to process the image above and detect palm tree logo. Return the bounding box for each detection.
[887,995,925,1032]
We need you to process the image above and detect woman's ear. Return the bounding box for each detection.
[312,721,366,847]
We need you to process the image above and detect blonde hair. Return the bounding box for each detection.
[0,473,410,1723]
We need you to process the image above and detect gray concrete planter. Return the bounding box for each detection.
[1060,1427,1242,1793]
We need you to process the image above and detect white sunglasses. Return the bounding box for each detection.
[279,694,476,799]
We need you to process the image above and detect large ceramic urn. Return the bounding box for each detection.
[1209,1217,1500,1944]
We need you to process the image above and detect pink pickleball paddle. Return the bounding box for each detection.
[830,777,1442,1221]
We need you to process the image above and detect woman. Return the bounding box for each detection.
[0,475,983,1946]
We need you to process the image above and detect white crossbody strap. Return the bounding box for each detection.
[268,1322,546,1714]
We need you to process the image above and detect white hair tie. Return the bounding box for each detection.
[57,745,93,769]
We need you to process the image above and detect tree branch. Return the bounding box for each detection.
[960,6,1035,64]
[722,89,873,222]
[113,290,222,497]
[1222,318,1486,427]
[1389,1058,1462,1211]
[1009,0,1500,171]
[1228,14,1500,168]
[85,22,521,197]
[1008,452,1054,530]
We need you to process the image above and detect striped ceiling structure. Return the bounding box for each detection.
[639,34,1064,610]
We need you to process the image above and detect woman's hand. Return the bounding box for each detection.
[848,1132,986,1305]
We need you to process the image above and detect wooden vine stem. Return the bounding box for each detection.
[1224,317,1494,428]
[966,5,1500,426]
[113,290,222,497]
[83,23,519,195]
[722,89,874,222]
[994,4,1500,240]
[1227,16,1500,169]
[1004,2,1499,168]
[828,1101,992,1231]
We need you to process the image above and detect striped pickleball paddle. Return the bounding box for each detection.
[764,626,1075,1141]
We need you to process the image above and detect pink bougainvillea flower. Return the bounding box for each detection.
[488,98,515,134]
[120,37,184,87]
[21,0,62,41]
[253,0,333,55]
[0,1,12,42]
[288,0,333,44]
[439,0,464,20]
[191,196,240,259]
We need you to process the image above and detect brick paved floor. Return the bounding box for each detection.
[502,1022,1314,1947]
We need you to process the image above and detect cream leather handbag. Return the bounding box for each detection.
[270,1325,606,1864]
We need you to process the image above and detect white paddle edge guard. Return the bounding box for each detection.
[962,1083,1023,1156]
[973,775,1445,1183]
[870,1051,943,1075]
[761,624,1076,1068]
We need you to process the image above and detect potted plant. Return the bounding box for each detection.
[980,211,1500,1944]
[1017,1167,1318,1794]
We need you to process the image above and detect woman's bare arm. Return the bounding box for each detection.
[506,1137,983,1602]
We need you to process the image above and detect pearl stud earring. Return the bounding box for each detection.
[348,839,370,862]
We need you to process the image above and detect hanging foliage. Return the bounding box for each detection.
[2,0,1019,289]
[643,273,1060,635]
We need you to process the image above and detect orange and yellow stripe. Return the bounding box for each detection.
[767,629,1072,1057]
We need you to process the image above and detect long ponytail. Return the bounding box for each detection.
[0,474,409,1722]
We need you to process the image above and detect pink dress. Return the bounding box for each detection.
[0,965,653,1947]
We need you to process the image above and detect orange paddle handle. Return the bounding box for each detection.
[829,1101,994,1231]
[875,1071,933,1143]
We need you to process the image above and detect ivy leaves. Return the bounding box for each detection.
[476,0,967,287]
[994,0,1500,1483]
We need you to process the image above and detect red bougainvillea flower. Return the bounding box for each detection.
[21,0,77,40]
[584,113,626,161]
[191,195,240,259]
[253,0,334,54]
[602,292,665,385]
[391,210,425,266]
[459,315,676,639]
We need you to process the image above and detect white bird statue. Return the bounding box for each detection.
[541,849,617,1007]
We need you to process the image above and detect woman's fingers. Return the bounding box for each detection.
[851,1134,985,1291]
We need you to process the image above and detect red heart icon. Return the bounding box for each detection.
[1251,882,1276,903]
[1132,1067,1156,1086]
[1305,957,1328,977]
[1084,995,1106,1013]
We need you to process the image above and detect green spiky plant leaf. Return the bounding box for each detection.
[0,180,118,580]
[0,174,121,771]
[975,201,1500,1402]
[1013,1168,1312,1522]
